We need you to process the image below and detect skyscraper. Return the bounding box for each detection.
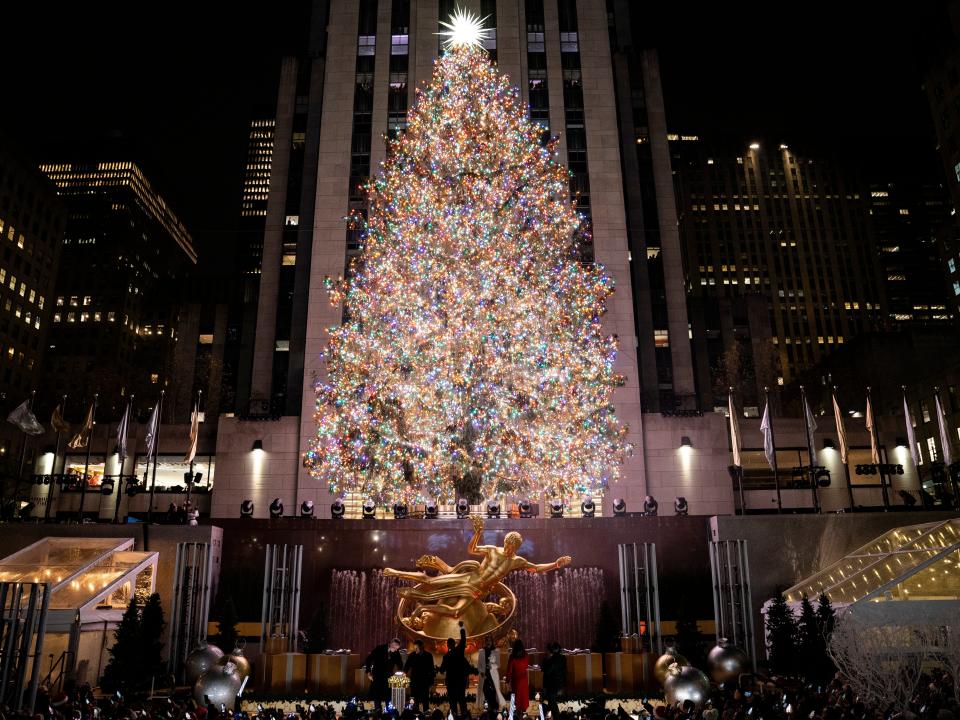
[213,0,734,519]
[39,161,197,418]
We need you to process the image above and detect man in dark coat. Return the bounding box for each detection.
[404,639,435,714]
[365,637,403,712]
[541,642,566,720]
[438,622,469,718]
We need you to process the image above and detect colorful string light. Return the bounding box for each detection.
[304,41,629,506]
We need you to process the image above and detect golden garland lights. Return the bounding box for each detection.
[304,30,630,507]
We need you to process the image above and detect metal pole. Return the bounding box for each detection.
[708,544,722,646]
[740,541,757,672]
[114,395,133,524]
[260,545,273,651]
[13,584,39,711]
[765,387,782,513]
[45,395,67,523]
[800,386,820,513]
[835,388,856,511]
[147,390,165,524]
[186,390,201,512]
[14,391,36,512]
[25,584,50,714]
[868,387,890,510]
[168,543,184,676]
[77,394,98,523]
[649,544,662,655]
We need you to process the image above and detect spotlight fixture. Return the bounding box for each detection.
[240,499,255,518]
[674,496,689,516]
[823,438,836,450]
[581,497,595,517]
[899,489,917,507]
[486,500,501,518]
[362,499,376,519]
[643,495,658,516]
[612,498,627,516]
[680,436,692,448]
[125,479,140,497]
[331,499,345,519]
[251,439,264,452]
[393,502,408,519]
[100,479,115,496]
[814,467,831,487]
[549,499,564,518]
[269,498,284,519]
[894,436,908,449]
[424,502,438,519]
[300,500,315,518]
[17,501,35,519]
[749,142,760,150]
[518,500,533,518]
[456,498,470,519]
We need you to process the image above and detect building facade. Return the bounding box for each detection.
[0,138,65,458]
[39,161,197,419]
[672,140,886,409]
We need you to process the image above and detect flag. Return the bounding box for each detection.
[803,394,818,466]
[903,391,918,467]
[67,403,94,450]
[865,394,880,465]
[833,393,848,464]
[760,400,777,471]
[116,401,131,465]
[183,402,199,464]
[50,403,70,434]
[728,393,742,467]
[935,393,954,466]
[145,401,161,460]
[6,400,44,435]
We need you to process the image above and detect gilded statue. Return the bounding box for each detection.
[384,514,572,651]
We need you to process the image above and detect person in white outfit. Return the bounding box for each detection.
[476,636,507,712]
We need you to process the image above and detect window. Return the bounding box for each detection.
[358,35,376,56]
[107,311,116,322]
[654,329,669,348]
[53,313,61,322]
[83,296,91,305]
[199,334,214,345]
[950,258,957,274]
[150,373,159,384]
[917,442,924,465]
[285,215,299,227]
[927,436,938,462]
[953,281,960,296]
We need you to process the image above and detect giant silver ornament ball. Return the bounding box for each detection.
[220,646,251,680]
[185,642,225,684]
[194,661,243,707]
[707,640,749,684]
[664,664,711,707]
[654,650,689,685]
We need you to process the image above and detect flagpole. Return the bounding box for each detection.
[835,387,855,512]
[867,387,890,510]
[113,395,133,524]
[902,385,924,506]
[730,387,746,514]
[800,386,820,513]
[147,390,165,524]
[186,390,201,513]
[935,386,959,505]
[14,390,36,516]
[44,394,68,523]
[765,387,782,513]
[77,393,98,523]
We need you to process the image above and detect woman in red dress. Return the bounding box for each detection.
[505,638,529,718]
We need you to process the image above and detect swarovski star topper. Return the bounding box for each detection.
[437,7,492,48]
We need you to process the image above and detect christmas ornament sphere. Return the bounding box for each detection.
[654,650,689,685]
[193,661,242,707]
[664,665,711,707]
[219,646,251,680]
[707,640,748,683]
[185,642,225,684]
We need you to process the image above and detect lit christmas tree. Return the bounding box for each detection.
[305,12,629,506]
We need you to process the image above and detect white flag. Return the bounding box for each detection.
[936,394,954,466]
[144,401,160,460]
[6,400,44,436]
[116,401,131,465]
[184,402,200,464]
[760,400,776,471]
[833,393,848,464]
[728,394,742,467]
[865,394,880,464]
[803,395,818,466]
[903,392,918,467]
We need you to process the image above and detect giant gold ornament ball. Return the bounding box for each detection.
[220,646,251,680]
[654,650,689,685]
[185,642,225,685]
[194,662,243,706]
[664,665,711,707]
[707,641,748,684]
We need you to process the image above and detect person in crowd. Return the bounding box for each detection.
[364,636,404,713]
[541,642,566,720]
[438,621,470,718]
[505,639,529,720]
[476,636,506,714]
[405,639,436,715]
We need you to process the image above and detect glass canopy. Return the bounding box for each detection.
[784,519,960,606]
[0,537,157,614]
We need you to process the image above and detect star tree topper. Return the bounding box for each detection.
[437,8,493,48]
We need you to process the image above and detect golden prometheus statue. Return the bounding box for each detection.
[383,514,572,652]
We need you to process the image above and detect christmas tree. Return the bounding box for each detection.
[305,12,629,506]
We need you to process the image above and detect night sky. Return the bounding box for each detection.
[0,1,950,265]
